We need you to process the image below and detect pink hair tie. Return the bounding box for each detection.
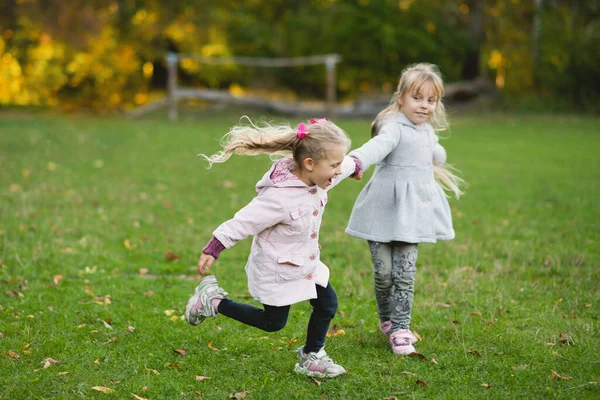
[296,123,309,139]
[310,118,327,124]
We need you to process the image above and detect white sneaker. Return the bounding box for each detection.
[294,347,347,378]
[184,275,228,326]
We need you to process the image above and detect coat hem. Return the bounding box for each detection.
[345,228,454,243]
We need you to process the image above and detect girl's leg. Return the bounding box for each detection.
[217,299,289,332]
[369,241,394,323]
[389,242,418,331]
[305,283,338,353]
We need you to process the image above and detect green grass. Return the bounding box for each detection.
[1,110,599,399]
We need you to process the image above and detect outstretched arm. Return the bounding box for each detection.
[348,124,402,171]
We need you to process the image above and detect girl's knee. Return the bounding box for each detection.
[264,318,287,332]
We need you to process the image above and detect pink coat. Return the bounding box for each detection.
[213,156,357,306]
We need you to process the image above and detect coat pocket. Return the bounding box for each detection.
[287,206,312,234]
[276,255,305,281]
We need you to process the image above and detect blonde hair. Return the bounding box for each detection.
[373,63,463,198]
[200,116,351,169]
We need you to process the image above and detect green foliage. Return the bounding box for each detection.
[0,1,598,111]
[0,111,599,398]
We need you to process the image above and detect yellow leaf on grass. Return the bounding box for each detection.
[145,367,160,375]
[552,370,573,381]
[196,376,212,381]
[512,365,529,371]
[413,331,422,341]
[208,342,220,352]
[92,386,114,393]
[230,391,250,399]
[164,309,176,316]
[481,383,491,388]
[326,329,345,337]
[42,358,60,368]
[131,394,149,400]
[6,351,20,360]
[53,275,63,285]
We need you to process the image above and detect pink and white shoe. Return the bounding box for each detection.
[294,347,347,378]
[389,329,417,355]
[184,275,228,326]
[380,321,418,344]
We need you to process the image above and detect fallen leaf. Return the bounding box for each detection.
[124,239,133,250]
[94,359,100,365]
[92,386,114,393]
[168,363,181,368]
[103,336,119,344]
[163,200,173,208]
[145,367,160,375]
[6,351,20,360]
[173,348,189,356]
[164,309,176,316]
[402,371,417,376]
[57,371,69,376]
[144,289,154,296]
[165,251,180,261]
[170,316,179,322]
[23,343,31,350]
[125,326,136,333]
[308,376,322,386]
[412,331,422,341]
[281,338,298,345]
[435,302,452,308]
[229,391,250,399]
[415,379,428,387]
[223,181,237,189]
[139,268,149,276]
[408,352,427,360]
[131,394,149,400]
[326,329,345,337]
[42,358,60,368]
[512,365,529,371]
[585,303,592,307]
[481,383,491,388]
[195,376,212,381]
[431,359,438,365]
[468,349,481,356]
[551,371,572,381]
[53,275,63,285]
[208,342,220,352]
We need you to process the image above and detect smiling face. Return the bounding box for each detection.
[399,82,439,126]
[301,144,346,189]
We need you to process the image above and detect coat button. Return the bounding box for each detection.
[309,188,317,194]
[312,210,318,216]
[310,254,316,260]
[310,232,317,239]
[306,274,313,280]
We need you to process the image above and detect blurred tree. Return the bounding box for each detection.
[0,0,597,110]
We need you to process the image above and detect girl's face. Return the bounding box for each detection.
[399,84,438,126]
[304,145,346,189]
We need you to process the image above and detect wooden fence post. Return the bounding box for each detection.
[166,52,178,121]
[325,56,337,117]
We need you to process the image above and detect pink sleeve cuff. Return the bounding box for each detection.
[202,236,226,259]
[350,156,362,177]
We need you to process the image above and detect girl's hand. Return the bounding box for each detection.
[352,171,363,180]
[198,254,215,275]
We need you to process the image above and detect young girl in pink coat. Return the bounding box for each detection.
[185,118,361,378]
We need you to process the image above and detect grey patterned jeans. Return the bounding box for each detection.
[368,241,418,332]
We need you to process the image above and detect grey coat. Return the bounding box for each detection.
[346,113,454,243]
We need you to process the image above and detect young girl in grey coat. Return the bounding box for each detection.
[346,63,463,355]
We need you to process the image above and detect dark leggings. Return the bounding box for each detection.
[217,283,338,354]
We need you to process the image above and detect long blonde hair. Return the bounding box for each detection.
[373,63,463,198]
[200,117,351,169]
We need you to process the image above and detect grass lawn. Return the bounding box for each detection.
[0,109,599,399]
